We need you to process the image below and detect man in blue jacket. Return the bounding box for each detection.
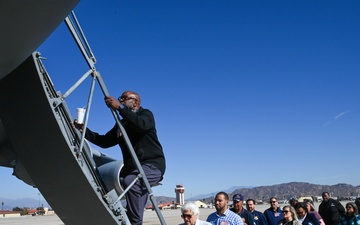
[264,197,283,225]
[246,199,268,225]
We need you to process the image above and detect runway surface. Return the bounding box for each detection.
[0,208,214,225]
[0,201,348,225]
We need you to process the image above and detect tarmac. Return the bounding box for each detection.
[1,208,220,225]
[0,201,348,225]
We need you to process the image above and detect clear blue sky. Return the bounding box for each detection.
[1,1,360,201]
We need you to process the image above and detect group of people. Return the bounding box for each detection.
[74,91,358,225]
[178,192,360,225]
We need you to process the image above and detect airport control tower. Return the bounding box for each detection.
[175,184,185,205]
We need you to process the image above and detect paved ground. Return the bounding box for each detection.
[0,208,213,225]
[0,201,348,225]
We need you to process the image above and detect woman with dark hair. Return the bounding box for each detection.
[339,202,360,225]
[277,205,301,225]
[303,200,326,225]
[295,203,320,225]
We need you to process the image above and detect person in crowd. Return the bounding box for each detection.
[264,197,284,225]
[339,202,360,225]
[230,194,254,225]
[303,199,325,225]
[246,199,268,225]
[355,199,360,214]
[318,192,345,225]
[206,192,244,225]
[294,202,320,225]
[74,91,166,225]
[179,202,211,225]
[277,205,301,225]
[290,199,299,208]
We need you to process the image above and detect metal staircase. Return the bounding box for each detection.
[62,11,168,225]
[0,10,166,225]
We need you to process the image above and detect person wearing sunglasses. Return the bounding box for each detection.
[179,202,211,225]
[264,197,284,225]
[277,205,301,225]
[294,202,320,225]
[75,91,166,225]
[339,203,360,225]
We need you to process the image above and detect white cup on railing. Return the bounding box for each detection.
[76,108,86,124]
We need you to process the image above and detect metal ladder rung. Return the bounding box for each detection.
[64,11,167,225]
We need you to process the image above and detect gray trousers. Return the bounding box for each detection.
[123,164,162,225]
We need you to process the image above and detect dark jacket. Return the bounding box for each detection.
[85,106,166,176]
[252,210,269,225]
[264,207,283,225]
[300,213,320,225]
[318,199,345,225]
[230,207,255,225]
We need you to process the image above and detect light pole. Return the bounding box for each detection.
[1,202,3,211]
[38,193,40,208]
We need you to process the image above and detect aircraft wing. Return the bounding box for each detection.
[0,0,79,79]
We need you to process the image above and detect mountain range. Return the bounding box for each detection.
[201,182,360,205]
[187,186,253,201]
[154,182,360,205]
[1,182,359,209]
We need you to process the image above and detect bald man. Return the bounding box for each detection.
[76,91,166,225]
